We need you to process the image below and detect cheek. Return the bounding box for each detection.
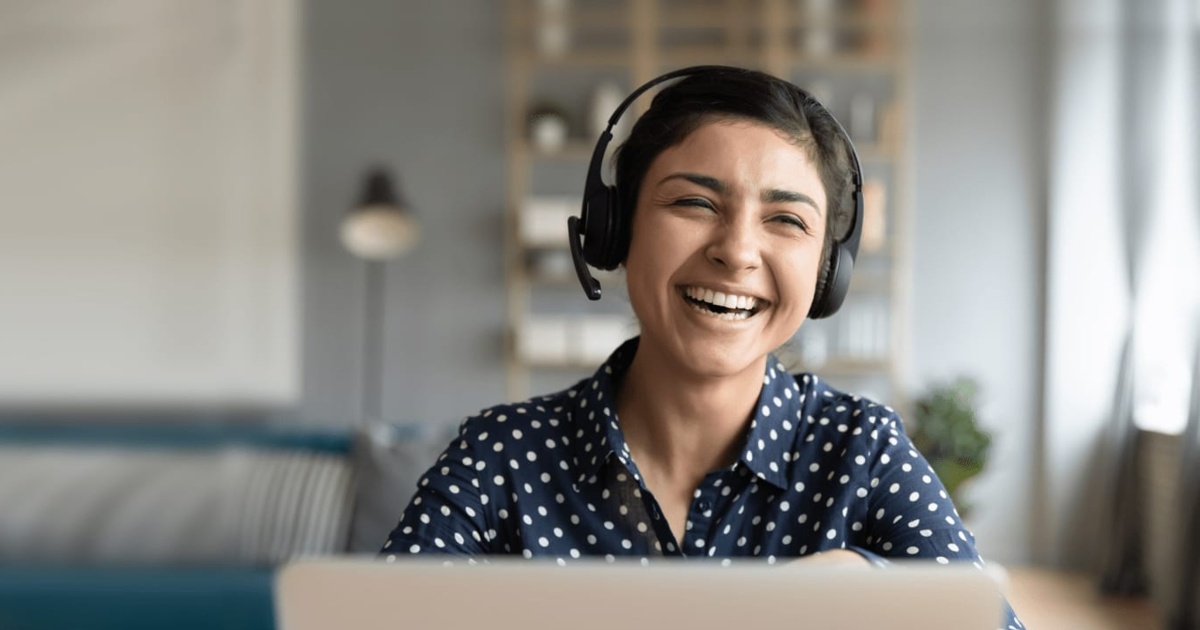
[777,248,824,307]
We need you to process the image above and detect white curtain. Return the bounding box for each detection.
[1048,0,1200,625]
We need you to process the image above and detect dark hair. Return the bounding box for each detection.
[613,67,856,300]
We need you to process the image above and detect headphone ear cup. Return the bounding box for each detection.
[600,185,624,270]
[809,243,854,319]
[581,185,612,268]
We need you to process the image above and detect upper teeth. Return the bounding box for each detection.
[685,286,759,311]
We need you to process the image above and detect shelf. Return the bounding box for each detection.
[512,9,629,31]
[855,142,897,161]
[519,49,634,69]
[794,358,892,375]
[505,0,912,402]
[520,357,612,370]
[516,141,597,161]
[524,271,627,289]
[846,275,893,294]
[513,6,899,34]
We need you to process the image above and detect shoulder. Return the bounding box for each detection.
[788,372,908,440]
[454,383,585,457]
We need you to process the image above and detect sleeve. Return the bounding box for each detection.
[862,411,1025,630]
[380,417,494,557]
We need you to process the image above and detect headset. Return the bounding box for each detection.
[566,65,864,320]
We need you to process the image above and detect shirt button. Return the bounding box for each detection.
[698,500,712,511]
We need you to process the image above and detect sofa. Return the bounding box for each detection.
[0,420,449,630]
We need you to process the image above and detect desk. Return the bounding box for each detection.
[1005,567,1161,630]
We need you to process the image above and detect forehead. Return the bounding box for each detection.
[646,119,824,192]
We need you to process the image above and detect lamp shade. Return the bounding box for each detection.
[340,168,418,260]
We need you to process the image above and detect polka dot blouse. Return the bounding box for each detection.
[383,338,1022,630]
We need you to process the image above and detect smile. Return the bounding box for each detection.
[681,286,765,321]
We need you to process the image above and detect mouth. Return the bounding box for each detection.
[680,286,767,321]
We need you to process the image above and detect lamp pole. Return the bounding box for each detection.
[340,166,418,426]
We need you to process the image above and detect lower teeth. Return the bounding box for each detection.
[689,301,750,320]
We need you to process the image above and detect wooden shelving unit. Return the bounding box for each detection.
[504,0,912,406]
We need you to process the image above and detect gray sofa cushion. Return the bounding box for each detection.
[346,424,447,554]
[0,445,354,565]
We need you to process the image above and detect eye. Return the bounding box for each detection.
[673,197,715,210]
[770,213,811,234]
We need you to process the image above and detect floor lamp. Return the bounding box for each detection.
[339,167,418,425]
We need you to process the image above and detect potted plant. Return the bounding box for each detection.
[907,377,993,518]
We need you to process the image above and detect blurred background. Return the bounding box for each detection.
[0,0,1197,629]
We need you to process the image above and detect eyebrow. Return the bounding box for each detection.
[660,172,822,215]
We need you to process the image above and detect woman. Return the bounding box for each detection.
[383,67,1022,628]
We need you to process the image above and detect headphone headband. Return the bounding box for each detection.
[585,66,737,194]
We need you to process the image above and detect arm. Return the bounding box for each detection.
[859,412,1025,630]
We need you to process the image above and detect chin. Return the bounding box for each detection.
[673,342,768,380]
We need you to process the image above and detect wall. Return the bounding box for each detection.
[0,1,299,408]
[908,0,1049,566]
[299,0,508,428]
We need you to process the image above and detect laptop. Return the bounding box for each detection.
[275,557,1006,630]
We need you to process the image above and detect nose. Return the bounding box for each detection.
[706,216,762,272]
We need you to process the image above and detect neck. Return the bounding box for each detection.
[616,341,766,482]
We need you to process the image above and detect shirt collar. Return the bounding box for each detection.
[736,358,804,490]
[566,338,800,491]
[567,338,638,486]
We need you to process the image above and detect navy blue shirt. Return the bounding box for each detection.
[384,338,1022,629]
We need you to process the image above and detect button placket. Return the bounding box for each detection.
[682,471,726,555]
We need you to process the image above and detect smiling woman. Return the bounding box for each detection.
[383,67,1023,629]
